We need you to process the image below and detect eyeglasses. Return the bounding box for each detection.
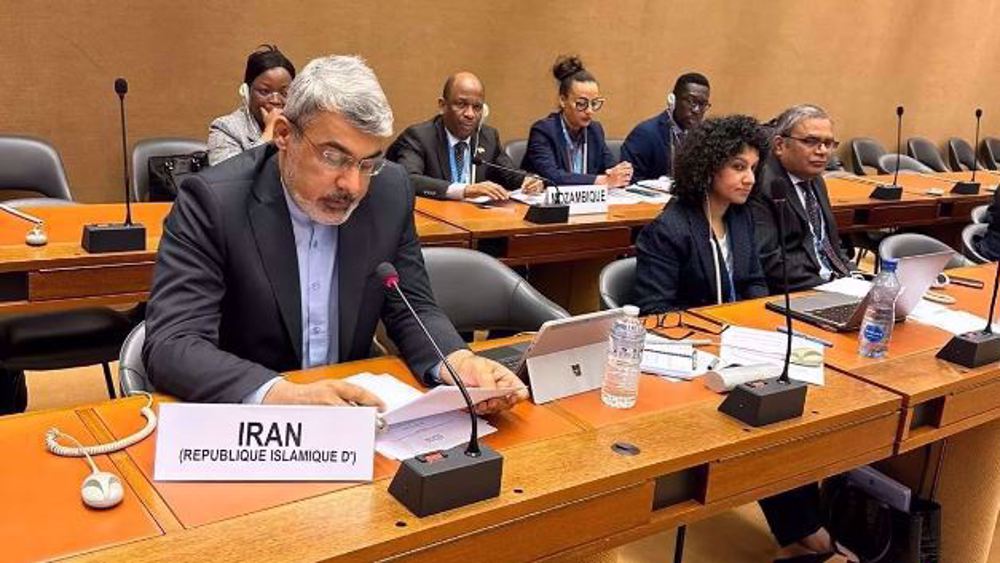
[252,87,288,101]
[782,135,840,151]
[678,96,712,113]
[572,97,606,112]
[651,311,729,340]
[291,121,386,178]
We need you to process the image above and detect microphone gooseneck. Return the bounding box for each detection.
[375,262,482,456]
[986,258,1000,335]
[771,183,794,383]
[891,105,904,187]
[116,78,133,226]
[972,108,983,182]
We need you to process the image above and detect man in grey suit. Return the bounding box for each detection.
[749,104,852,294]
[144,55,526,412]
[387,72,542,201]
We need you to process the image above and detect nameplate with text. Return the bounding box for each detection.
[153,403,376,482]
[549,185,609,215]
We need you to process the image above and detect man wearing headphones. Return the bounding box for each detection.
[620,72,711,181]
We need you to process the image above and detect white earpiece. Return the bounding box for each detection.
[238,83,250,106]
[25,223,48,246]
[81,471,125,509]
[667,92,676,112]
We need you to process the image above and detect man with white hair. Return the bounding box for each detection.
[144,55,527,412]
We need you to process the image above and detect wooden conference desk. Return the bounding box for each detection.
[5,335,901,562]
[0,203,468,314]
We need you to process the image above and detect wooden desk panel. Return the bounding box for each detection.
[0,409,161,563]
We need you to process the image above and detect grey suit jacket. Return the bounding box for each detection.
[386,115,524,199]
[143,144,466,403]
[207,106,265,166]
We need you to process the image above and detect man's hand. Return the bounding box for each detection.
[438,349,529,415]
[262,378,385,410]
[465,181,509,201]
[521,175,545,194]
[602,161,633,188]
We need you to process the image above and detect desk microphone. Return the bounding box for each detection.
[718,180,807,426]
[81,78,146,253]
[871,106,904,201]
[937,255,1000,367]
[472,151,569,224]
[377,263,503,517]
[953,109,983,194]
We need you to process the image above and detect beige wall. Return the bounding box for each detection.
[2,0,1000,202]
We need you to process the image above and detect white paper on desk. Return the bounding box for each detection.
[509,189,546,206]
[641,334,720,379]
[719,326,825,386]
[375,411,497,460]
[344,373,512,426]
[607,187,672,205]
[815,277,872,298]
[907,301,1000,335]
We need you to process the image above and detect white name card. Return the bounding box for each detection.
[153,403,376,482]
[549,185,609,215]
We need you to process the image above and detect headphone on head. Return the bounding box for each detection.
[667,92,676,111]
[238,83,250,106]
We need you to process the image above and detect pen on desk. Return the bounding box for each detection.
[949,275,985,289]
[775,326,833,348]
[648,338,712,346]
[644,348,698,370]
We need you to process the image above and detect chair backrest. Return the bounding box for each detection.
[421,247,568,333]
[0,135,72,201]
[948,137,981,172]
[131,137,208,201]
[962,223,990,264]
[850,137,887,175]
[504,139,528,169]
[878,233,970,269]
[879,153,933,175]
[981,137,1000,170]
[906,137,949,172]
[118,322,154,396]
[971,204,990,224]
[599,257,636,310]
[606,138,624,163]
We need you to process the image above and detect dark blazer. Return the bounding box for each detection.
[143,144,466,403]
[620,111,675,181]
[522,112,617,185]
[748,153,849,293]
[386,115,524,199]
[634,200,769,315]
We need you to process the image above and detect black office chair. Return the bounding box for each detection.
[971,204,990,224]
[504,139,528,169]
[948,137,982,172]
[878,233,971,269]
[850,137,888,175]
[961,224,990,264]
[598,257,636,310]
[421,247,568,334]
[980,137,1000,170]
[906,137,950,173]
[131,137,207,202]
[878,153,933,174]
[606,138,625,163]
[118,322,153,396]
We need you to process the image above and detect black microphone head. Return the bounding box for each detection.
[114,78,128,96]
[376,262,399,288]
[977,108,983,119]
[896,105,904,117]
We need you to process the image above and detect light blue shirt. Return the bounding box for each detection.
[445,129,472,200]
[788,172,832,281]
[242,187,340,404]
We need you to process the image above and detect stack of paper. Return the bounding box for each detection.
[719,326,825,386]
[906,300,999,335]
[641,333,719,380]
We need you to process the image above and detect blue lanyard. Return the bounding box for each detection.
[448,141,469,183]
[559,118,587,174]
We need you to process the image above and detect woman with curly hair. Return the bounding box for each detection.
[634,114,770,314]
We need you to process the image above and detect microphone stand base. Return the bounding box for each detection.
[524,203,570,224]
[718,378,807,427]
[82,223,146,253]
[936,330,1000,368]
[389,443,503,517]
[952,181,980,195]
[869,184,903,200]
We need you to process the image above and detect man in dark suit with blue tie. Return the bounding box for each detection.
[620,73,711,181]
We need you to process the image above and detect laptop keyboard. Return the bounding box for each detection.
[811,303,859,324]
[478,342,530,372]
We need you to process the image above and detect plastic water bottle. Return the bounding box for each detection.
[602,305,646,408]
[858,259,902,358]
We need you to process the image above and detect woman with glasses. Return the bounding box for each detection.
[208,44,296,166]
[522,55,633,189]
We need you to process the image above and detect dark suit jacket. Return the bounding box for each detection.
[748,153,849,293]
[386,115,524,198]
[620,111,675,181]
[522,112,617,185]
[634,200,769,315]
[143,144,466,403]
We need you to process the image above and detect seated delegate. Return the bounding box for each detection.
[207,44,296,166]
[522,55,632,189]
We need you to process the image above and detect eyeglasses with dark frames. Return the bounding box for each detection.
[782,135,840,151]
[572,97,606,112]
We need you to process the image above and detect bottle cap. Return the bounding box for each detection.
[622,305,640,317]
[881,258,899,272]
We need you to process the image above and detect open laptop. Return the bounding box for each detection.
[764,250,953,332]
[478,309,624,403]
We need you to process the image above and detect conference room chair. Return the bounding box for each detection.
[118,322,152,396]
[598,256,636,310]
[607,138,624,163]
[961,223,991,264]
[972,204,990,224]
[504,139,528,169]
[850,137,888,175]
[131,137,207,202]
[422,247,568,334]
[878,233,972,269]
[948,137,983,172]
[878,153,934,174]
[980,137,1000,170]
[0,136,139,403]
[906,137,950,172]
